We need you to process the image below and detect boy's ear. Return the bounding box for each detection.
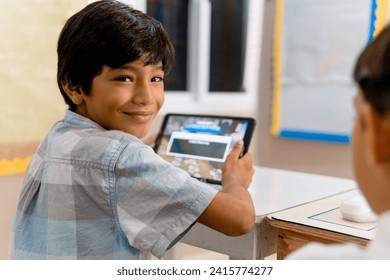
[365,104,390,163]
[62,82,84,105]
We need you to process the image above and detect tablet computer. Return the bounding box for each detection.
[153,113,256,185]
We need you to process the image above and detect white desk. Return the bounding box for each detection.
[180,166,358,259]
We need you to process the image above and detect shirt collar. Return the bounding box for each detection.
[63,109,105,130]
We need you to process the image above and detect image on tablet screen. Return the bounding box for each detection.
[155,115,249,182]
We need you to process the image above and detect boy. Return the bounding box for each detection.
[288,25,390,259]
[9,0,255,259]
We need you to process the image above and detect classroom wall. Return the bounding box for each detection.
[256,0,353,180]
[0,0,88,174]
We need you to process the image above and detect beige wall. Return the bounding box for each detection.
[0,0,88,145]
[0,174,23,259]
[0,0,89,174]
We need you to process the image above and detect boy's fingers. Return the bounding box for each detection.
[229,140,244,159]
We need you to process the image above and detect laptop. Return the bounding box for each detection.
[153,113,256,185]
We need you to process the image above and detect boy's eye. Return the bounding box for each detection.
[151,77,164,82]
[116,76,132,82]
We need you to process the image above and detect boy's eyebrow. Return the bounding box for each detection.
[115,63,164,71]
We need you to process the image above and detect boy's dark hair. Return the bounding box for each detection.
[57,0,174,110]
[354,25,390,115]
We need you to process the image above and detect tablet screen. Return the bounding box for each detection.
[153,114,255,184]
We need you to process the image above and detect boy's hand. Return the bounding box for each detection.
[197,140,255,236]
[222,140,254,189]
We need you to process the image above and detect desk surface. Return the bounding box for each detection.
[267,189,374,259]
[268,189,376,240]
[181,166,358,259]
[248,167,357,220]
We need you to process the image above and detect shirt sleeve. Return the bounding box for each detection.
[114,141,218,258]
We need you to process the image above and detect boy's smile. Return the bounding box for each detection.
[71,60,165,138]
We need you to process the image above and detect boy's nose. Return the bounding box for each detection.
[132,81,153,105]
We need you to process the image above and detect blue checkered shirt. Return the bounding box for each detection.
[9,110,218,259]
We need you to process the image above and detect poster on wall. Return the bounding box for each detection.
[271,0,390,143]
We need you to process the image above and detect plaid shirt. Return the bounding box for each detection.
[9,110,217,259]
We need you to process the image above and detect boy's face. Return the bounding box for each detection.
[75,60,165,138]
